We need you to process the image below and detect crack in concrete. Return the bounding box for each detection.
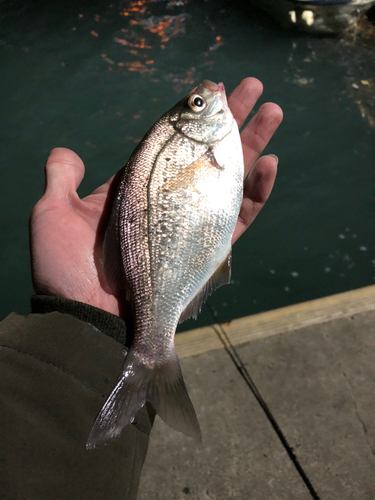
[322,326,375,460]
[342,371,375,457]
[208,311,321,500]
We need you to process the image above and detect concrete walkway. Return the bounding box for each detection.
[138,286,375,500]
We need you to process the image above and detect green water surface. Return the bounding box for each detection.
[0,0,374,332]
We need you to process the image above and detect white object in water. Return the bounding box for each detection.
[289,10,297,23]
[302,10,314,26]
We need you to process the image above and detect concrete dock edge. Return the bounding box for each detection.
[176,285,375,358]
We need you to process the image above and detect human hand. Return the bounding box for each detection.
[228,78,283,243]
[29,78,283,317]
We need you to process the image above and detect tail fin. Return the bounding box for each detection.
[86,348,201,449]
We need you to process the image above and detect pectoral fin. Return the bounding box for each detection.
[162,148,222,193]
[179,251,232,323]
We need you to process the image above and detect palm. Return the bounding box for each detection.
[31,170,122,314]
[30,78,282,317]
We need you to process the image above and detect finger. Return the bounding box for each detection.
[241,103,283,178]
[232,154,278,244]
[228,77,263,129]
[43,148,85,200]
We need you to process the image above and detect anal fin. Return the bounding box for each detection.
[179,251,232,323]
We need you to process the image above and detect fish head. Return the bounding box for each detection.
[168,80,235,144]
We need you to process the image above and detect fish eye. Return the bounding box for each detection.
[187,94,207,113]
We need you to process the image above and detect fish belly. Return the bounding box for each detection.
[148,124,243,333]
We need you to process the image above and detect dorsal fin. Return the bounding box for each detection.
[179,251,232,323]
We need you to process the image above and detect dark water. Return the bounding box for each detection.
[0,0,374,332]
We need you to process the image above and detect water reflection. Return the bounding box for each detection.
[350,79,375,128]
[0,0,374,323]
[114,36,152,49]
[141,14,190,43]
[85,0,220,80]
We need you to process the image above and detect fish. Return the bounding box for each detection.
[87,80,244,449]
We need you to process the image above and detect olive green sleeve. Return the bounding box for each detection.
[0,307,153,500]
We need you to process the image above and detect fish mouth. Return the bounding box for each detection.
[201,79,227,106]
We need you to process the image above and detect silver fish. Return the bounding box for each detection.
[87,80,244,448]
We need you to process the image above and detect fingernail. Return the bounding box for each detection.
[269,154,279,165]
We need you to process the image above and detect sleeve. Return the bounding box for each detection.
[0,299,154,500]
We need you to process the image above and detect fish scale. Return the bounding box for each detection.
[87,80,244,449]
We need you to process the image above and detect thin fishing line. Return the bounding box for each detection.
[205,302,321,500]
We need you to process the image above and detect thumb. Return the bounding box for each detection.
[43,148,85,200]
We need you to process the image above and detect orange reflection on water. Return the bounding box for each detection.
[111,6,190,74]
[182,67,195,85]
[169,67,196,92]
[209,34,223,51]
[114,37,151,49]
[120,0,147,16]
[143,16,186,43]
[126,61,155,73]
